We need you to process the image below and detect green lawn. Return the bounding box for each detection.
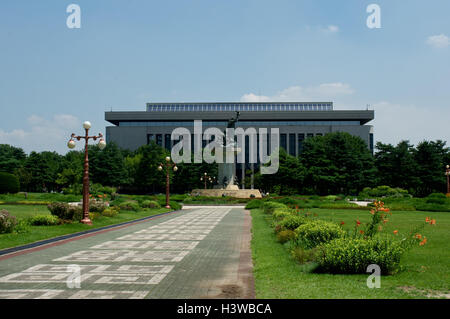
[0,204,171,250]
[251,208,450,299]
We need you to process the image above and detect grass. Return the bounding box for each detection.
[0,204,171,250]
[251,208,450,299]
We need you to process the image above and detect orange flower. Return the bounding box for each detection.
[425,217,431,223]
[430,219,436,225]
[415,234,422,239]
[383,219,389,224]
[360,230,364,234]
[370,209,375,215]
[340,221,345,225]
[356,220,361,227]
[98,195,102,198]
[393,230,399,235]
[419,237,427,246]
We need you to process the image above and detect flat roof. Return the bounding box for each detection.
[105,109,374,125]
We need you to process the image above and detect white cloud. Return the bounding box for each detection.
[426,34,450,48]
[326,25,339,33]
[240,82,354,102]
[0,114,96,154]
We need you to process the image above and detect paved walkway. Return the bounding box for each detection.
[0,207,254,299]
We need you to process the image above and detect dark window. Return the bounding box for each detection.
[280,134,287,151]
[298,133,305,154]
[147,134,155,145]
[164,134,171,150]
[289,134,296,156]
[370,133,374,154]
[156,134,162,147]
[316,133,323,136]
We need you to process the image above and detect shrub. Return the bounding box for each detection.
[0,172,20,194]
[276,230,296,244]
[358,185,409,199]
[169,201,182,211]
[272,209,295,221]
[141,200,161,209]
[295,220,346,248]
[262,201,287,214]
[119,201,140,211]
[316,237,404,275]
[89,200,108,213]
[102,207,119,217]
[290,246,319,264]
[47,202,83,221]
[0,209,17,233]
[425,193,447,205]
[29,214,60,226]
[277,215,307,231]
[245,199,263,209]
[318,202,362,209]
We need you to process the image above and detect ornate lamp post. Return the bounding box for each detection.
[200,172,215,189]
[446,165,450,196]
[67,121,106,225]
[158,157,178,209]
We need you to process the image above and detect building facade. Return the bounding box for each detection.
[105,102,374,187]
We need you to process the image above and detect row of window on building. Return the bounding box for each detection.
[147,132,321,159]
[119,120,360,127]
[146,103,333,112]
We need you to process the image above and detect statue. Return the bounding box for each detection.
[218,112,240,190]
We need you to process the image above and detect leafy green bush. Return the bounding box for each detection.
[0,209,17,233]
[276,215,307,231]
[102,207,119,217]
[415,202,450,212]
[47,202,83,221]
[119,201,140,211]
[316,237,404,274]
[295,220,346,248]
[272,209,295,221]
[318,202,362,209]
[245,199,264,209]
[276,230,296,244]
[290,246,318,264]
[89,200,108,213]
[141,200,161,209]
[262,201,288,214]
[358,185,410,199]
[169,201,182,211]
[29,214,60,226]
[0,172,20,194]
[425,193,447,205]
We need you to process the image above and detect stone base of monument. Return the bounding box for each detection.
[191,188,262,199]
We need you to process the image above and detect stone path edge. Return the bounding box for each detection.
[0,209,182,260]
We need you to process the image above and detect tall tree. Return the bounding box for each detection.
[374,141,420,192]
[0,144,26,173]
[413,140,449,196]
[301,132,377,195]
[89,142,128,187]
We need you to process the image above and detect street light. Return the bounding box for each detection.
[200,172,215,190]
[67,121,106,225]
[446,164,450,196]
[158,156,178,209]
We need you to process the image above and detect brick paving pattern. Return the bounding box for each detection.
[0,207,253,299]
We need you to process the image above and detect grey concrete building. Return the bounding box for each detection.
[105,102,374,187]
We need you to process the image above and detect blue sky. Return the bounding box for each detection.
[0,0,449,154]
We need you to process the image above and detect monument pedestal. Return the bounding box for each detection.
[191,188,262,199]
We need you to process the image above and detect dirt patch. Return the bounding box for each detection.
[215,284,245,298]
[398,286,450,299]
